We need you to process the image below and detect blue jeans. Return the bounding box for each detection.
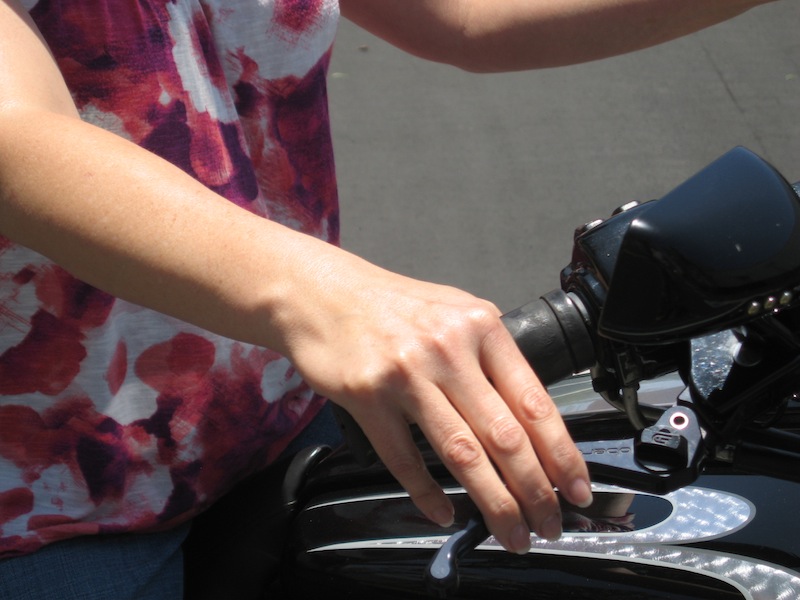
[0,403,344,600]
[0,524,190,600]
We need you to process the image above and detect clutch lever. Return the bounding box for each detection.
[425,514,490,598]
[425,404,706,597]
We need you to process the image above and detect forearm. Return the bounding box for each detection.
[0,107,337,352]
[0,0,321,351]
[342,0,777,72]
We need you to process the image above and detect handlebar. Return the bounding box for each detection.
[324,147,800,596]
[337,147,800,493]
[500,290,593,387]
[502,147,800,491]
[423,149,800,595]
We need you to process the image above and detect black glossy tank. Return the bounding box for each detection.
[281,373,800,599]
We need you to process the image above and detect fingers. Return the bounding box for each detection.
[413,393,540,554]
[421,311,592,551]
[480,323,593,508]
[437,374,564,545]
[353,402,456,528]
[344,306,592,555]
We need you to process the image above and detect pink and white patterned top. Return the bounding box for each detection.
[0,0,340,557]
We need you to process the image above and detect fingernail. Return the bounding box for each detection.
[432,506,455,528]
[569,478,593,508]
[539,513,562,541]
[510,524,531,555]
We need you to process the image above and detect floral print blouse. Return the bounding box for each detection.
[0,0,339,557]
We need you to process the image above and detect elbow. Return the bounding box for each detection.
[428,40,529,75]
[447,54,506,74]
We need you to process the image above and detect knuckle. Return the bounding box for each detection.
[426,329,452,360]
[548,438,583,468]
[339,356,412,400]
[485,416,528,456]
[524,485,558,511]
[518,384,558,423]
[467,303,502,330]
[440,431,483,472]
[408,480,443,508]
[339,374,373,401]
[339,362,381,397]
[488,493,519,521]
[384,451,426,483]
[420,302,503,361]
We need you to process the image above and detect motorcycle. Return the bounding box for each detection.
[183,146,800,599]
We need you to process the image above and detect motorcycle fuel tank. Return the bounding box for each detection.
[282,374,800,599]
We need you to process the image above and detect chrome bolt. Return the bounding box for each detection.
[579,219,604,234]
[612,201,640,215]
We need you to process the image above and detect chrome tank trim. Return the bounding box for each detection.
[308,485,800,599]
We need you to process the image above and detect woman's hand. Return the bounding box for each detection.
[274,239,593,554]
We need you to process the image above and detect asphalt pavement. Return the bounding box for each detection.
[328,4,800,312]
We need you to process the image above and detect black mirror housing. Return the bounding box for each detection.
[594,147,800,344]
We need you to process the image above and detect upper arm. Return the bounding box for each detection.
[0,0,77,116]
[339,0,473,68]
[339,0,774,73]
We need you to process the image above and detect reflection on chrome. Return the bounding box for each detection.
[311,485,799,599]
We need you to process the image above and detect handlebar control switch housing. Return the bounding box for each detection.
[597,147,800,344]
[554,147,800,410]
